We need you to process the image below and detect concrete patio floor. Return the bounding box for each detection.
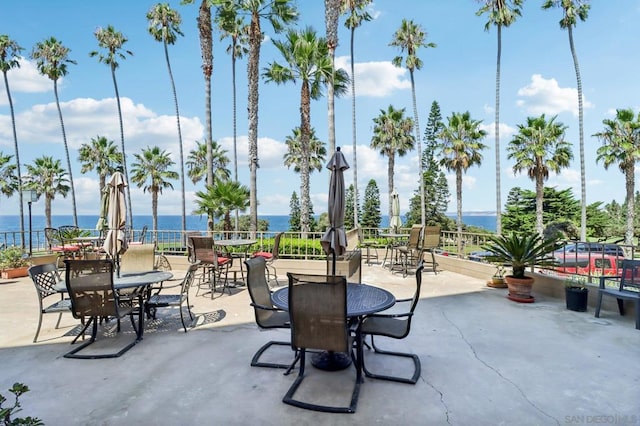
[1,261,639,425]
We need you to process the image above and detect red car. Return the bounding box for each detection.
[554,254,623,276]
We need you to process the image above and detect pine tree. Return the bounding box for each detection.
[289,191,301,231]
[361,179,382,228]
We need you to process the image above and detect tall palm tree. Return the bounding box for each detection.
[507,114,573,237]
[342,0,372,229]
[264,26,348,233]
[186,140,231,184]
[78,135,123,199]
[325,0,341,158]
[147,3,187,237]
[0,152,18,197]
[194,180,250,237]
[390,19,436,226]
[31,37,78,226]
[0,35,25,247]
[215,3,249,232]
[130,146,178,234]
[23,156,70,228]
[476,0,523,236]
[370,105,415,220]
[593,108,640,246]
[283,127,327,173]
[236,0,297,236]
[90,25,134,228]
[542,0,590,241]
[437,111,487,256]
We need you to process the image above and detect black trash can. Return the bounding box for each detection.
[565,286,589,312]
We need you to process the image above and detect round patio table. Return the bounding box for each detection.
[271,283,395,370]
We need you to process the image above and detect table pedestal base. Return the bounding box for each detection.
[311,351,351,371]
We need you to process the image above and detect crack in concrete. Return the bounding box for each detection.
[424,378,452,424]
[441,310,560,426]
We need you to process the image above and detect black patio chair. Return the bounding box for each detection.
[252,232,284,286]
[28,263,72,343]
[357,261,423,384]
[244,256,291,368]
[283,272,361,414]
[63,259,143,359]
[146,262,199,332]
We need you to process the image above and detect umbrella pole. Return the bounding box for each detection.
[331,249,336,276]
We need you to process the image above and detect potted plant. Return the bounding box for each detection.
[487,265,507,288]
[564,277,589,312]
[0,246,31,279]
[482,233,560,303]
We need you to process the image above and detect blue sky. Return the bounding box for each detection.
[1,0,639,220]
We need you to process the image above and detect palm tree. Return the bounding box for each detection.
[0,35,25,247]
[283,127,327,173]
[370,105,415,220]
[194,180,250,237]
[78,135,123,199]
[476,0,523,236]
[31,37,78,226]
[390,19,436,226]
[236,0,298,235]
[23,156,70,228]
[147,3,187,237]
[0,152,18,197]
[342,0,372,229]
[325,0,341,158]
[507,114,573,237]
[264,26,348,233]
[130,146,178,234]
[542,0,590,241]
[593,109,640,246]
[186,140,231,184]
[437,111,488,256]
[90,25,134,228]
[215,3,249,233]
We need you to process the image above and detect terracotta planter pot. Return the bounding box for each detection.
[505,275,534,302]
[1,266,29,279]
[487,277,507,288]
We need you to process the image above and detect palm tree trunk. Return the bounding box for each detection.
[54,80,78,227]
[388,154,395,221]
[409,71,424,225]
[350,26,359,229]
[247,12,261,238]
[456,169,463,257]
[535,174,544,237]
[112,66,133,229]
[625,166,634,246]
[4,72,25,249]
[300,82,312,234]
[232,40,239,234]
[197,0,213,231]
[163,40,187,236]
[568,26,587,241]
[152,190,158,234]
[495,24,503,235]
[45,195,52,229]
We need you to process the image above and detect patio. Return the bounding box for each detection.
[0,260,638,425]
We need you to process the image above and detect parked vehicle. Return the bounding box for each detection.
[554,254,623,276]
[554,242,625,258]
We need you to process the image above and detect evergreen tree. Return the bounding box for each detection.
[344,184,360,230]
[289,191,301,231]
[361,179,381,229]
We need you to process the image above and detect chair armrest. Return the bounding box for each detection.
[599,275,622,289]
[250,302,283,312]
[362,312,413,321]
[395,297,412,303]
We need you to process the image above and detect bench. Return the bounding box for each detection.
[595,259,640,329]
[326,228,362,283]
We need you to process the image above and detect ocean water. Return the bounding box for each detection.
[0,214,497,233]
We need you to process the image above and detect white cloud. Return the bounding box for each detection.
[516,74,593,117]
[479,122,516,141]
[217,135,287,170]
[335,56,410,97]
[0,59,51,105]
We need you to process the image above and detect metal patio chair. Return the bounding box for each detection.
[146,262,199,333]
[28,263,72,343]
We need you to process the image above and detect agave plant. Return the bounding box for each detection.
[482,233,560,279]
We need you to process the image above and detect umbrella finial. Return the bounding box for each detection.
[336,146,341,151]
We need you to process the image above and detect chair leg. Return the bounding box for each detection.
[33,312,44,343]
[361,335,421,385]
[251,340,291,368]
[595,291,603,318]
[617,298,625,316]
[65,314,139,359]
[282,349,360,413]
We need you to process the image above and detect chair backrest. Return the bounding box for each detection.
[287,273,348,353]
[245,257,274,326]
[271,232,284,261]
[64,259,117,320]
[407,225,423,250]
[410,261,424,314]
[138,225,148,244]
[120,243,156,273]
[188,236,213,264]
[422,226,441,250]
[619,259,640,291]
[180,262,200,297]
[44,227,61,249]
[29,263,61,299]
[58,225,79,242]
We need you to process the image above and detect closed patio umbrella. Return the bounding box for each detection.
[390,191,402,233]
[102,172,128,276]
[321,147,350,275]
[95,187,109,232]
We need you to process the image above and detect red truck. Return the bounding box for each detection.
[554,254,624,276]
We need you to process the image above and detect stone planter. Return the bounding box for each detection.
[1,266,29,279]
